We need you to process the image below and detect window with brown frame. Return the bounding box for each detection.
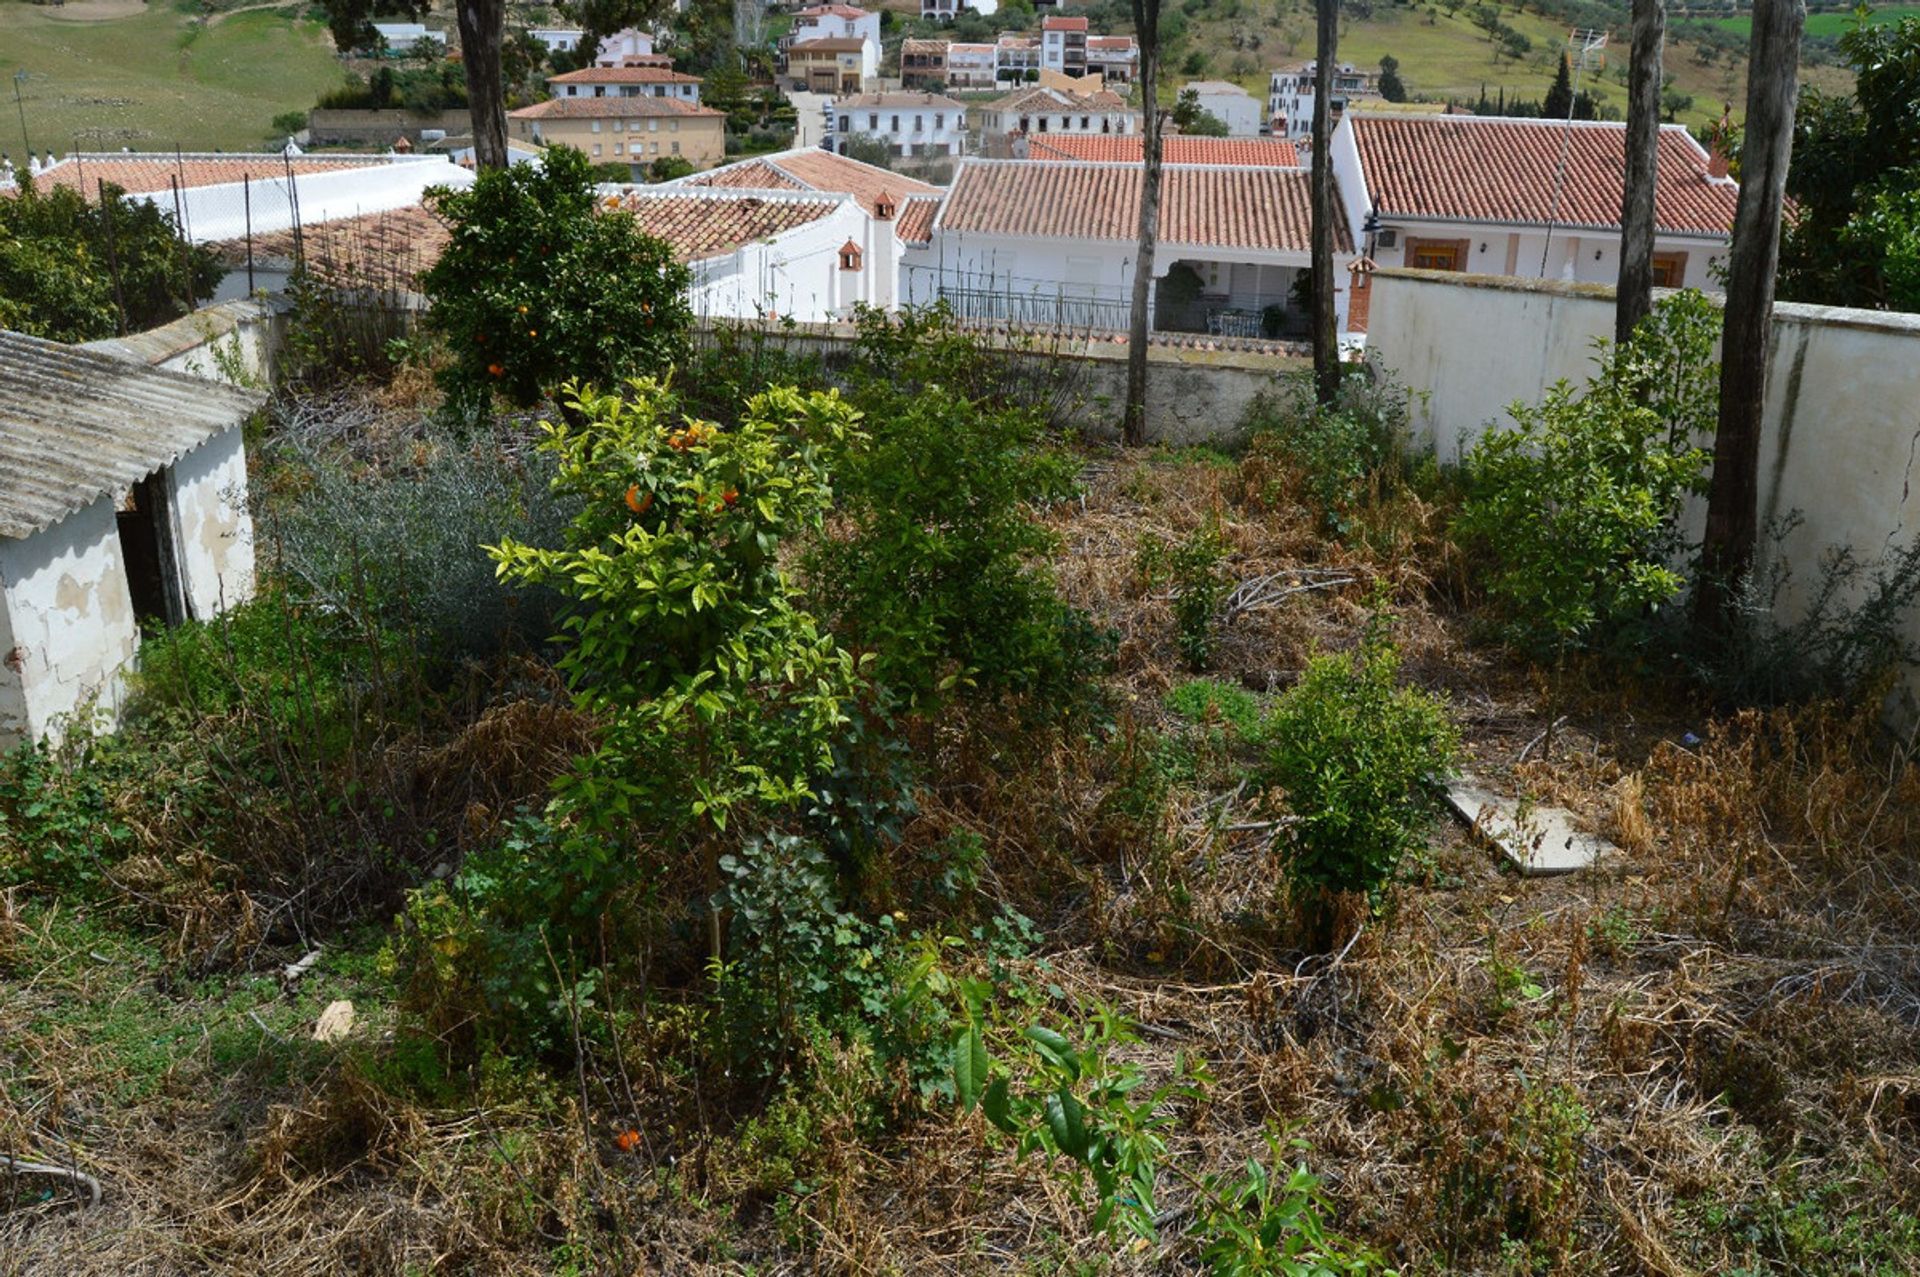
[1406,238,1466,272]
[1651,251,1688,287]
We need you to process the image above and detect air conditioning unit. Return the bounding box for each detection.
[1376,229,1398,249]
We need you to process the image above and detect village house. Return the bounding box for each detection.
[507,96,727,174]
[946,42,999,88]
[788,3,882,50]
[785,38,877,94]
[976,84,1139,155]
[546,64,704,103]
[1040,16,1089,78]
[900,39,949,90]
[901,158,1352,337]
[1267,60,1375,140]
[528,28,587,54]
[921,0,997,18]
[1085,35,1138,83]
[827,92,969,159]
[593,28,662,65]
[1328,113,1737,289]
[994,35,1041,82]
[0,331,263,748]
[1183,80,1264,136]
[369,21,445,54]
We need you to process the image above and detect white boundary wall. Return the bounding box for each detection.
[1368,267,1920,724]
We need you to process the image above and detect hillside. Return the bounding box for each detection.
[1170,0,1857,131]
[1,0,346,154]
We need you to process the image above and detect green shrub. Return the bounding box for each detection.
[1244,368,1411,535]
[1139,520,1230,671]
[1260,615,1457,916]
[420,146,693,411]
[0,736,128,891]
[1455,290,1718,659]
[1165,678,1264,743]
[130,584,360,723]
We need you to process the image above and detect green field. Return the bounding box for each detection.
[1715,3,1920,37]
[1,0,349,154]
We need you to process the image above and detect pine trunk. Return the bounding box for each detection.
[1124,0,1162,446]
[1616,0,1665,345]
[458,0,509,171]
[1310,0,1340,407]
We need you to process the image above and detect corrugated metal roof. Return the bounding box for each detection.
[0,330,266,540]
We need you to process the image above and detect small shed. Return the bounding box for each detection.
[0,330,266,747]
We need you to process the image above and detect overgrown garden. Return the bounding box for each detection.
[5,156,1920,1274]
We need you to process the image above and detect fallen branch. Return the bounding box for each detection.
[2,1156,103,1210]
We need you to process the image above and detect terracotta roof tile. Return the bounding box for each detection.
[685,149,937,217]
[1027,134,1300,166]
[1042,15,1089,29]
[789,37,868,52]
[549,65,702,84]
[1350,114,1738,236]
[616,192,842,260]
[939,159,1345,252]
[834,91,967,109]
[894,194,941,244]
[509,96,725,120]
[986,85,1133,114]
[24,152,400,199]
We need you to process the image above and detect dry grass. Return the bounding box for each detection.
[6,446,1920,1274]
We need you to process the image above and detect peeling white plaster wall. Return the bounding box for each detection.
[170,428,256,619]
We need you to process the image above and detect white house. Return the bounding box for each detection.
[976,85,1138,154]
[828,92,968,159]
[922,0,997,19]
[946,42,999,88]
[0,331,263,747]
[1040,15,1089,77]
[1183,80,1262,136]
[790,4,882,50]
[994,35,1039,82]
[547,65,703,102]
[595,28,657,64]
[1085,35,1137,83]
[1267,60,1374,140]
[1328,113,1737,290]
[904,157,1352,337]
[528,28,587,54]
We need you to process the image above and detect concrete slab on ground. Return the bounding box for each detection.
[1446,776,1618,876]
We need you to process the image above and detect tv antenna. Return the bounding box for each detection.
[1540,27,1610,276]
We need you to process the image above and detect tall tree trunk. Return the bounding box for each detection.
[1616,0,1665,346]
[1123,0,1162,446]
[1694,0,1803,631]
[1310,0,1339,407]
[458,0,510,170]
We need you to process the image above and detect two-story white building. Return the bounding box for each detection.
[994,35,1040,82]
[790,3,881,50]
[1267,60,1374,140]
[828,92,969,158]
[947,42,999,88]
[921,0,998,19]
[1327,112,1736,291]
[547,65,703,102]
[976,85,1138,154]
[1085,35,1138,83]
[595,28,657,64]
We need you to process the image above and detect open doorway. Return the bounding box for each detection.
[116,474,187,630]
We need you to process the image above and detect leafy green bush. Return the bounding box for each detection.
[1455,290,1719,658]
[0,178,221,342]
[420,146,693,410]
[1166,677,1264,743]
[1260,615,1457,916]
[0,736,128,891]
[130,584,361,723]
[1243,368,1411,535]
[804,309,1106,711]
[1138,519,1230,671]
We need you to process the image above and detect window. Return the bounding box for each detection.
[891,114,900,131]
[591,120,602,133]
[870,113,879,129]
[670,120,679,131]
[1080,115,1090,129]
[935,112,944,128]
[840,115,851,130]
[614,142,623,154]
[592,143,602,156]
[672,141,680,154]
[649,119,659,131]
[1407,237,1466,271]
[1651,251,1689,287]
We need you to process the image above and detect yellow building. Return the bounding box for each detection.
[507,95,727,176]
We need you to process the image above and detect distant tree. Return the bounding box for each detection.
[268,109,309,143]
[1378,52,1407,100]
[650,155,696,182]
[1172,88,1232,134]
[1545,50,1574,117]
[840,135,896,169]
[1660,85,1694,119]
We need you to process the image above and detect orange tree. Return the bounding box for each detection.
[421,146,693,411]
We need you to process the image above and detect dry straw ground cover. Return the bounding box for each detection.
[4,374,1920,1274]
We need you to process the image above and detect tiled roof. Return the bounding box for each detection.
[1027,134,1300,166]
[1042,15,1088,29]
[227,202,452,291]
[1087,36,1136,50]
[509,96,725,120]
[900,38,948,53]
[937,159,1346,252]
[549,65,702,84]
[835,91,966,109]
[616,192,842,261]
[22,152,400,199]
[986,86,1133,114]
[948,41,996,53]
[1349,114,1739,236]
[790,37,868,52]
[796,3,871,15]
[894,194,941,244]
[684,149,938,216]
